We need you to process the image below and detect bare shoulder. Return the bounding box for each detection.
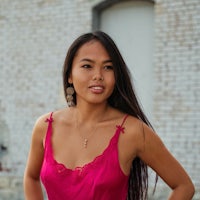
[49,107,74,126]
[34,112,51,130]
[123,115,145,138]
[31,108,71,142]
[31,111,54,142]
[122,116,155,154]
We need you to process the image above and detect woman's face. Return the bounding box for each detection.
[68,40,115,106]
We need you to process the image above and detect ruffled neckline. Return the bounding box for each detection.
[51,125,123,175]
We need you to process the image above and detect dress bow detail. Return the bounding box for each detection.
[116,125,125,134]
[45,117,53,123]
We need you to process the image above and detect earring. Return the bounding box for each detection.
[66,85,75,107]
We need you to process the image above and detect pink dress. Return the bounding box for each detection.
[40,112,129,200]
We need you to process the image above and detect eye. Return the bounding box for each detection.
[104,65,113,70]
[81,64,92,69]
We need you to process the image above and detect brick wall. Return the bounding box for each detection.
[0,0,199,199]
[153,0,200,197]
[0,0,95,198]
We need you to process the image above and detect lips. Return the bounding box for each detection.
[89,85,104,93]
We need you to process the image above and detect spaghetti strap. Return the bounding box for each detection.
[44,112,54,157]
[116,114,129,134]
[120,114,129,127]
[45,112,53,123]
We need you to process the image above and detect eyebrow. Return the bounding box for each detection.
[80,58,113,64]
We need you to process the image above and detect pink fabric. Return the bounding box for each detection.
[40,112,129,200]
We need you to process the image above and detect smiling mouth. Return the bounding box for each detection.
[90,86,103,90]
[89,86,104,93]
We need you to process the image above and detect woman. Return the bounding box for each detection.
[24,31,195,200]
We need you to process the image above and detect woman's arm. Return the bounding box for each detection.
[24,115,48,200]
[137,122,195,199]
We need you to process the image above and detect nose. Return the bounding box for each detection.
[93,75,104,81]
[92,69,104,81]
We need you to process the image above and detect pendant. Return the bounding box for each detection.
[84,138,88,148]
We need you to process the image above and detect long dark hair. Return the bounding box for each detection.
[63,31,155,200]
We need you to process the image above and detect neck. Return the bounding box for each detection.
[74,102,110,124]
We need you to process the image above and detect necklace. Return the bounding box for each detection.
[83,138,88,148]
[75,115,99,149]
[77,123,98,148]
